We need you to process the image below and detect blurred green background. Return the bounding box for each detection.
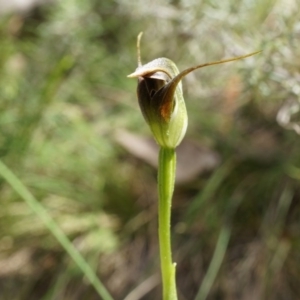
[0,0,300,299]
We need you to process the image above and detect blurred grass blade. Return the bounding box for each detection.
[185,160,233,225]
[11,55,75,159]
[0,159,114,300]
[124,274,159,300]
[194,226,231,300]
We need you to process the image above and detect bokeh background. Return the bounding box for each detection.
[1,0,300,299]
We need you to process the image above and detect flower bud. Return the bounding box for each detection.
[128,33,260,149]
[128,58,188,149]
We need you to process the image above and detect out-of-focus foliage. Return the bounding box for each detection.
[0,0,300,299]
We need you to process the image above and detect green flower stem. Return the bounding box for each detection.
[158,147,177,300]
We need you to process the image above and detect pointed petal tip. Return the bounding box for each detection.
[127,72,139,78]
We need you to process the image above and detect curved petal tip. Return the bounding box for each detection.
[127,71,139,78]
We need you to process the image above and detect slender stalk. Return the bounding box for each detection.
[158,147,177,300]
